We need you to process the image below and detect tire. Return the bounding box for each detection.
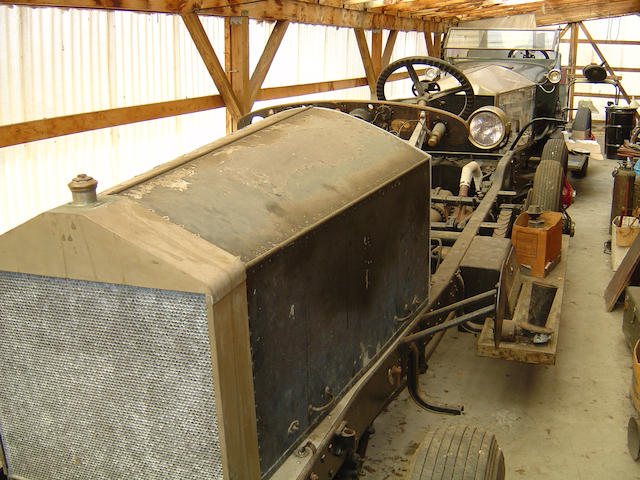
[531,160,563,212]
[410,425,505,480]
[541,138,569,172]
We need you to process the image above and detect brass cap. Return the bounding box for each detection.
[68,174,98,205]
[68,174,98,193]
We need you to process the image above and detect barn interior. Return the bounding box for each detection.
[1,0,640,479]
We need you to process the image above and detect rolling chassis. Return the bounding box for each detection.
[243,101,526,480]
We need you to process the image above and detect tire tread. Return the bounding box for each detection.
[410,425,504,480]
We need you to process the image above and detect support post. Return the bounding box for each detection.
[225,15,250,133]
[568,22,578,121]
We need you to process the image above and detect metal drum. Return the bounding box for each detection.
[606,106,637,159]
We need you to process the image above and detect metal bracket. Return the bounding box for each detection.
[308,386,335,418]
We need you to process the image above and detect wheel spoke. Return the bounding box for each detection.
[406,64,425,96]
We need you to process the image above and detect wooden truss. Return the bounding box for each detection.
[0,0,638,143]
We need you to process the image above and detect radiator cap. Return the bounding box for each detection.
[68,173,98,205]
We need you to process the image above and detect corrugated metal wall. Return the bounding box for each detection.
[0,7,427,234]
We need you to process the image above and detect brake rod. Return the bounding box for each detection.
[401,304,495,345]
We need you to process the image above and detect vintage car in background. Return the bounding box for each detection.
[0,28,582,480]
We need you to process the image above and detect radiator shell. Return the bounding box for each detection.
[0,107,430,479]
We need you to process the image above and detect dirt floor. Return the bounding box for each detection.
[362,149,640,478]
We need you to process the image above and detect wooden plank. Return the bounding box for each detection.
[381,30,398,69]
[476,236,569,365]
[579,21,633,104]
[0,95,225,148]
[249,20,289,105]
[181,12,242,119]
[371,29,383,79]
[354,28,377,96]
[605,227,640,312]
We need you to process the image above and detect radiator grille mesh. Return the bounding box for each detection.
[0,271,223,480]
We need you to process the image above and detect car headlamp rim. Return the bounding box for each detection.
[547,68,562,84]
[467,106,511,150]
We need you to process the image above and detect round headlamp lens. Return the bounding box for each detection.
[469,111,505,148]
[547,69,562,84]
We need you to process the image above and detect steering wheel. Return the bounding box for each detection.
[375,56,476,119]
[507,49,549,59]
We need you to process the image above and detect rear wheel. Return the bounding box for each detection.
[541,138,569,172]
[409,425,505,480]
[531,160,563,212]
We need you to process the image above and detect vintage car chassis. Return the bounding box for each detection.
[241,100,558,479]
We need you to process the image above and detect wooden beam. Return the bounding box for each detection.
[433,32,442,58]
[578,21,633,104]
[0,95,225,148]
[256,77,369,101]
[249,20,289,105]
[381,30,398,69]
[1,69,427,148]
[424,31,434,56]
[197,0,435,32]
[574,66,640,73]
[371,29,383,79]
[561,39,640,46]
[574,91,639,99]
[567,23,578,121]
[536,1,640,26]
[225,15,250,132]
[558,23,571,39]
[180,12,242,119]
[354,28,377,96]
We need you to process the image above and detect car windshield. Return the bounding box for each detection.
[444,28,560,61]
